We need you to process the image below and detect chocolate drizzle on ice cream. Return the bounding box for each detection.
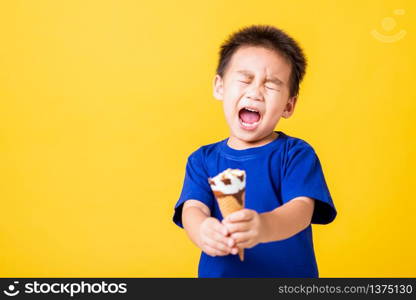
[208,168,246,205]
[221,178,232,185]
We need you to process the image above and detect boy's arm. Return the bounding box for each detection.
[182,200,237,256]
[223,197,315,247]
[260,196,315,243]
[182,200,211,248]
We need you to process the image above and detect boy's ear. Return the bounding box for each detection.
[282,96,297,119]
[213,74,224,101]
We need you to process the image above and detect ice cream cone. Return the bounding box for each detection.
[216,193,245,261]
[208,168,246,262]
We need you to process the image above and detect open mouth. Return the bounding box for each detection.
[238,107,261,130]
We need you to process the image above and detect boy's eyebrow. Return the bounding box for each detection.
[265,76,284,86]
[236,70,254,78]
[236,69,284,85]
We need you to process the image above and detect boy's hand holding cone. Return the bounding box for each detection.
[208,168,246,261]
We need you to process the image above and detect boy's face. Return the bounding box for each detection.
[213,46,297,148]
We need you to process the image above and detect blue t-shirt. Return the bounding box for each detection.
[173,131,337,278]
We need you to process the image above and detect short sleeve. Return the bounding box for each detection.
[281,142,337,225]
[173,149,215,228]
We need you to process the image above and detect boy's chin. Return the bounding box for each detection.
[231,128,274,144]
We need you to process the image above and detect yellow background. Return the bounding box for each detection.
[1,0,415,277]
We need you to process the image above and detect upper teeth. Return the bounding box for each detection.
[245,108,258,112]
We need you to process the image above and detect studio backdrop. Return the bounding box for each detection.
[0,0,415,277]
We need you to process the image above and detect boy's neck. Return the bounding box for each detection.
[227,131,279,150]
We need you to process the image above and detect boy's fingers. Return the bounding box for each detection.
[231,247,239,255]
[204,245,228,257]
[205,238,231,253]
[230,232,250,244]
[225,209,253,223]
[212,221,229,236]
[236,241,252,249]
[223,221,250,234]
[210,230,235,248]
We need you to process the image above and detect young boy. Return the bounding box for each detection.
[172,25,337,278]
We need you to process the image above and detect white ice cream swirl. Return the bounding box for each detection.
[208,168,246,195]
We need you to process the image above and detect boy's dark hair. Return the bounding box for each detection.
[216,25,307,98]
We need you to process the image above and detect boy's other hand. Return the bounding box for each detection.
[222,209,265,250]
[199,217,238,257]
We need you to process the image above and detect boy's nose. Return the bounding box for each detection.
[246,88,264,102]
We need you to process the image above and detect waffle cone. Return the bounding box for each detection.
[216,192,245,261]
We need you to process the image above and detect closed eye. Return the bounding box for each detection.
[238,80,250,84]
[266,85,279,91]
